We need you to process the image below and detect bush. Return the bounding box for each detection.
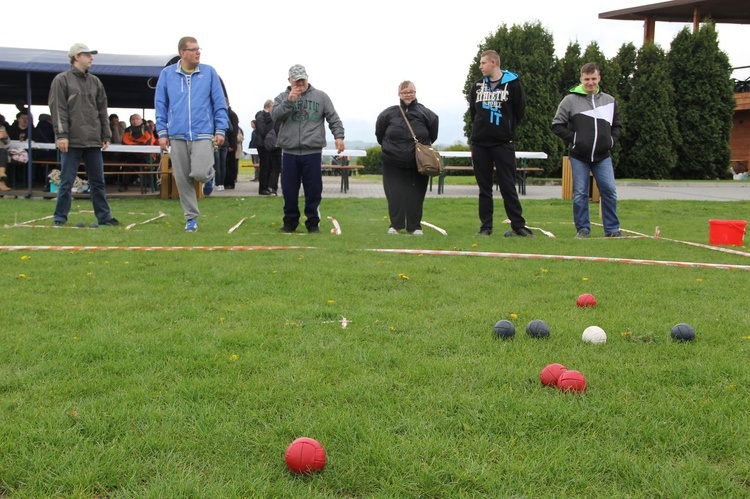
[362,146,382,174]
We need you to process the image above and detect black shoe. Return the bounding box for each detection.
[307,226,320,234]
[477,228,493,236]
[224,185,235,190]
[54,220,65,226]
[259,190,272,196]
[101,218,121,226]
[606,231,624,238]
[504,227,535,237]
[278,226,295,233]
[575,229,590,239]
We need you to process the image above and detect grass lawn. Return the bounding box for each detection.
[1,195,749,497]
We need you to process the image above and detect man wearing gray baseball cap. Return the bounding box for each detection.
[49,43,119,227]
[271,64,345,233]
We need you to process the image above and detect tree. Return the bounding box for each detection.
[463,22,563,175]
[557,42,582,98]
[618,43,679,179]
[667,24,735,179]
[607,42,638,167]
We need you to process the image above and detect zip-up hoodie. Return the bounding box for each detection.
[271,84,345,155]
[49,66,111,147]
[551,84,621,163]
[469,71,525,146]
[155,63,228,142]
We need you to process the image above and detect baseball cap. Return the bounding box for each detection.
[68,43,98,57]
[288,64,308,81]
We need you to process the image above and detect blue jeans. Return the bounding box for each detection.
[54,147,112,224]
[570,156,620,234]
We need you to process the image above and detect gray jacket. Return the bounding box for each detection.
[271,84,344,155]
[49,66,111,147]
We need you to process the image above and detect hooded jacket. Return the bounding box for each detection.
[469,71,525,146]
[154,63,228,142]
[375,99,439,169]
[271,84,344,155]
[551,84,621,163]
[49,66,111,147]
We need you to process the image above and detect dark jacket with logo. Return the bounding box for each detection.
[469,71,525,146]
[375,99,439,169]
[551,84,621,163]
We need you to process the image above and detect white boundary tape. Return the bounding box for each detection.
[0,245,315,252]
[367,248,750,271]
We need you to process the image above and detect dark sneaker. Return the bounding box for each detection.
[185,219,198,232]
[307,226,320,234]
[606,231,624,238]
[54,220,65,226]
[101,218,121,226]
[505,227,535,237]
[202,178,214,196]
[278,226,295,233]
[575,229,590,239]
[477,228,493,236]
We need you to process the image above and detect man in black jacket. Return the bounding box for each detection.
[255,100,274,195]
[552,62,622,238]
[469,50,533,237]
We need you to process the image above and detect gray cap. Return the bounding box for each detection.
[288,64,308,81]
[68,43,98,57]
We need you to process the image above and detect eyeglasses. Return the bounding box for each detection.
[399,90,416,95]
[183,47,201,52]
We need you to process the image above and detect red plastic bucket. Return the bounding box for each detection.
[708,219,747,246]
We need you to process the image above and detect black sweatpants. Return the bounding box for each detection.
[382,162,428,232]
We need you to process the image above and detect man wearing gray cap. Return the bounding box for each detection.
[272,64,345,233]
[49,43,119,227]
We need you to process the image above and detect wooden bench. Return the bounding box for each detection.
[31,159,163,195]
[434,165,544,195]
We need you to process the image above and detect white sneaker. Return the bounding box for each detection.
[387,227,398,235]
[217,185,224,191]
[412,230,424,236]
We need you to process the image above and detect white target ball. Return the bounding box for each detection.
[582,325,607,344]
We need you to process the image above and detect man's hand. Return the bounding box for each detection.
[159,137,170,152]
[335,138,345,154]
[101,141,110,151]
[289,86,303,103]
[214,135,225,147]
[56,138,69,153]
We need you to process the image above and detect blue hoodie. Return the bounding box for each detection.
[155,63,228,141]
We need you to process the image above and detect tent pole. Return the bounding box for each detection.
[26,72,33,198]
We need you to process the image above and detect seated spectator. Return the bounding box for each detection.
[109,114,124,144]
[32,113,57,184]
[0,114,10,191]
[119,114,155,191]
[8,110,30,141]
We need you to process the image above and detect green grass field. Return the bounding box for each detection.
[1,195,749,497]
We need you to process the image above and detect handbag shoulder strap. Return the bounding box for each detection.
[398,105,419,144]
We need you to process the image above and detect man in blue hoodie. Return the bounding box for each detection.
[271,64,345,233]
[155,36,228,232]
[552,62,622,238]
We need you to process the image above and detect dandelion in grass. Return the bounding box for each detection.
[582,277,589,281]
[229,354,238,362]
[21,255,30,260]
[389,326,396,332]
[124,261,130,265]
[743,336,750,341]
[472,243,478,247]
[327,300,335,304]
[86,272,92,277]
[398,273,409,280]
[510,313,518,320]
[541,268,548,273]
[272,270,278,274]
[696,278,703,283]
[219,317,225,323]
[18,273,28,279]
[622,331,633,337]
[73,336,80,341]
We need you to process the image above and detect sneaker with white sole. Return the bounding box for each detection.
[185,219,198,232]
[411,230,424,236]
[387,227,399,235]
[202,178,214,196]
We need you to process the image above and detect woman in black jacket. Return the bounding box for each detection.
[375,81,439,235]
